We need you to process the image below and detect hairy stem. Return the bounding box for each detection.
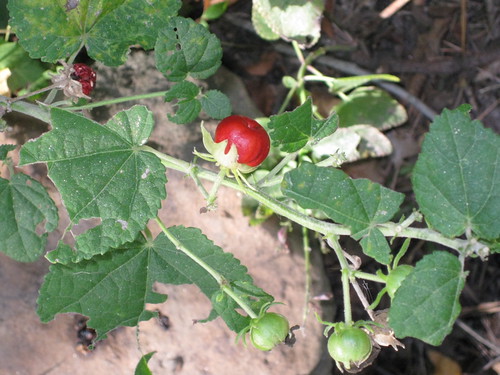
[327,236,352,324]
[154,217,258,319]
[65,90,169,111]
[143,146,486,254]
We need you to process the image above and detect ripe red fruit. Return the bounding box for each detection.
[71,63,96,96]
[214,115,270,167]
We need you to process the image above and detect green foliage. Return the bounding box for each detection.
[335,87,408,130]
[0,41,51,94]
[252,0,324,46]
[164,81,202,124]
[0,144,16,160]
[201,1,229,21]
[200,90,231,120]
[1,0,498,367]
[311,125,393,163]
[413,105,500,241]
[282,162,404,263]
[164,82,231,124]
[389,251,466,345]
[0,173,58,262]
[268,98,338,152]
[135,352,156,375]
[20,106,167,261]
[38,226,272,339]
[7,0,182,66]
[155,16,222,82]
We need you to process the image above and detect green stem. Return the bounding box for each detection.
[221,286,258,319]
[302,225,312,325]
[154,216,258,319]
[65,90,169,111]
[256,151,298,187]
[206,168,227,210]
[277,83,298,115]
[187,163,210,200]
[9,84,59,103]
[155,216,223,284]
[142,146,486,255]
[0,99,50,123]
[352,270,386,284]
[327,236,352,325]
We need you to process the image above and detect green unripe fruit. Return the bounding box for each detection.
[328,327,372,370]
[250,312,289,351]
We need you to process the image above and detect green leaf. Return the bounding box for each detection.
[359,228,392,265]
[268,98,338,153]
[38,226,272,339]
[0,41,49,93]
[164,81,201,124]
[7,0,181,65]
[283,163,404,235]
[327,74,400,94]
[389,251,466,345]
[335,87,407,130]
[412,105,500,240]
[252,0,323,47]
[311,125,393,164]
[200,90,231,120]
[0,144,16,160]
[251,5,279,41]
[0,173,58,262]
[202,1,229,21]
[19,106,166,261]
[153,227,273,332]
[135,352,156,375]
[155,16,222,82]
[37,238,168,340]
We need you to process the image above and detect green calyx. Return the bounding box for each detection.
[200,124,257,174]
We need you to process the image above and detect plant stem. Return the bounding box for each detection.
[206,168,227,210]
[154,216,258,319]
[256,151,298,187]
[0,99,50,123]
[302,225,312,325]
[65,90,169,111]
[142,146,487,255]
[327,236,352,325]
[352,271,386,283]
[155,216,224,284]
[221,286,258,319]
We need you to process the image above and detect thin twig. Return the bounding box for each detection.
[456,319,500,355]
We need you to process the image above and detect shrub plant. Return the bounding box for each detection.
[0,1,498,373]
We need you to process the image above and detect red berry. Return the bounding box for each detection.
[214,115,270,167]
[71,63,96,96]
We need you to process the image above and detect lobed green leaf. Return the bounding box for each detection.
[389,251,466,345]
[164,81,201,124]
[155,16,222,82]
[7,0,181,65]
[413,105,500,241]
[19,106,166,261]
[268,98,338,153]
[38,226,272,339]
[282,162,404,263]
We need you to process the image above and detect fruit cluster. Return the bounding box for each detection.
[70,63,97,96]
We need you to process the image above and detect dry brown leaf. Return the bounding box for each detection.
[428,350,462,375]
